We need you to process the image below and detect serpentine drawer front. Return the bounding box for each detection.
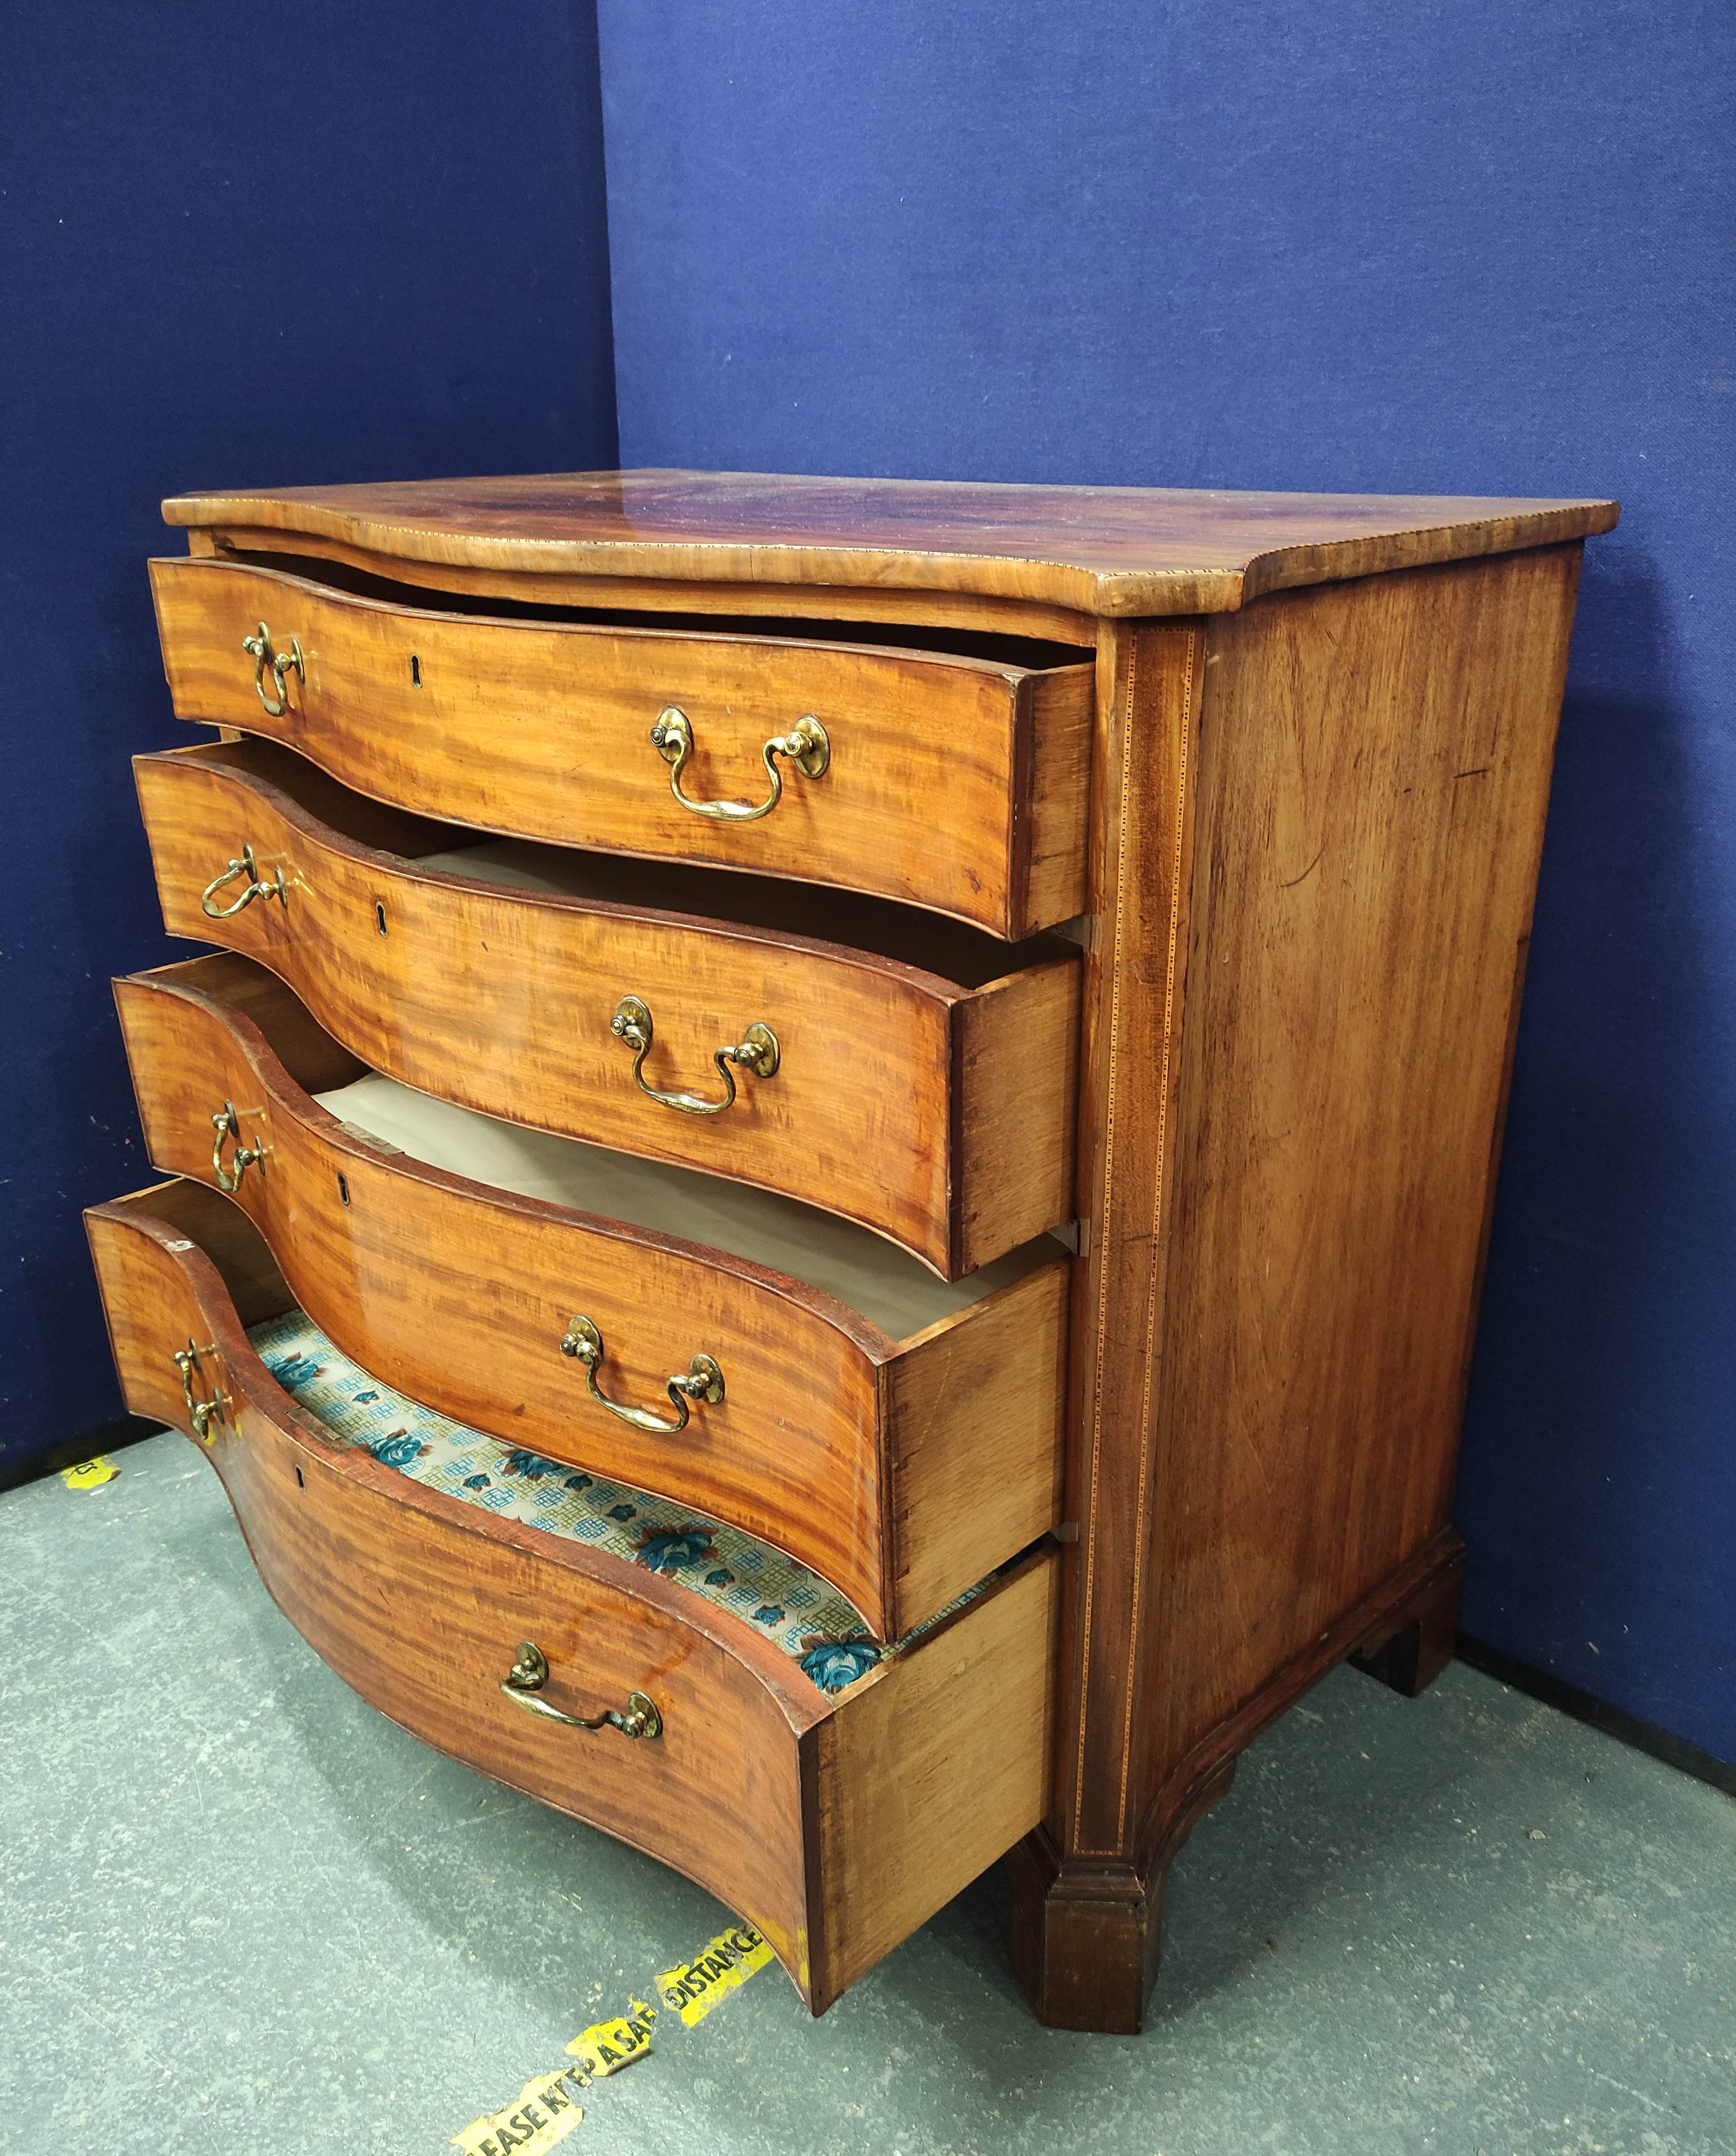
[134,737,1080,1278]
[84,1182,1061,2018]
[98,469,1618,2030]
[148,555,1094,939]
[113,951,1070,1641]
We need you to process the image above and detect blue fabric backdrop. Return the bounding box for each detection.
[9,0,1729,1765]
[1,2,617,1470]
[596,0,1735,1760]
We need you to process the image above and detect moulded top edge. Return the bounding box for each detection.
[161,468,1621,617]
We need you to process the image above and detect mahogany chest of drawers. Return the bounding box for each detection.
[87,470,1616,2030]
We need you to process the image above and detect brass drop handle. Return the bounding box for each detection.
[499,1641,662,1740]
[172,1339,231,1445]
[200,843,289,919]
[649,704,830,823]
[558,1313,723,1436]
[241,620,305,717]
[211,1100,267,1193]
[609,995,779,1117]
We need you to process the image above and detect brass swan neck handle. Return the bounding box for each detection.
[499,1641,662,1740]
[200,843,289,919]
[172,1339,231,1445]
[649,704,829,823]
[210,1101,267,1193]
[558,1313,724,1437]
[609,995,778,1116]
[241,621,304,717]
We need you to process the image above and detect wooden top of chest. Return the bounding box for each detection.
[164,468,1618,619]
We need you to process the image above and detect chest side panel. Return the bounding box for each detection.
[1137,544,1581,1800]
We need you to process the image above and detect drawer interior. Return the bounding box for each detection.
[415,840,1072,989]
[132,936,1068,1346]
[100,1177,1013,1678]
[251,1298,982,1691]
[317,1069,1063,1344]
[221,544,1098,668]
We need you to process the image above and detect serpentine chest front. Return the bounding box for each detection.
[86,469,1616,2027]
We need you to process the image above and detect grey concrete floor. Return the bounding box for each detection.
[2,1431,1732,2156]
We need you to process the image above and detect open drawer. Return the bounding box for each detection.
[133,736,1080,1278]
[148,552,1093,939]
[85,1181,1060,2015]
[113,953,1071,1640]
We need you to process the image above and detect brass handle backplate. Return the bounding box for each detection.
[211,1100,267,1193]
[241,621,304,717]
[201,843,289,920]
[649,704,829,823]
[499,1640,662,1740]
[609,994,779,1116]
[172,1339,231,1445]
[558,1313,723,1436]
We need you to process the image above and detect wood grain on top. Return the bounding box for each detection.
[162,468,1620,617]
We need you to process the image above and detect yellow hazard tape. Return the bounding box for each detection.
[449,2069,582,2155]
[655,1923,774,2027]
[451,1921,770,2145]
[564,1998,657,2080]
[60,1457,118,1489]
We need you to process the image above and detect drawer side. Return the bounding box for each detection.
[803,1549,1061,2014]
[881,1261,1070,1636]
[953,956,1082,1274]
[1016,664,1093,934]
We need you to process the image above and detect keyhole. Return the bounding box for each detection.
[294,1464,305,1489]
[337,1172,351,1206]
[410,654,421,687]
[374,901,387,936]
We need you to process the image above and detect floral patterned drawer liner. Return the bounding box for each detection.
[247,1309,980,1697]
